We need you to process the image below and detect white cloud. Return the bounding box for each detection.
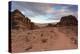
[11,1,78,23]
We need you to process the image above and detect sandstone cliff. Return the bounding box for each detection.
[56,15,78,26]
[10,9,36,30]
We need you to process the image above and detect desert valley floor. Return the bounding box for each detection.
[11,26,78,53]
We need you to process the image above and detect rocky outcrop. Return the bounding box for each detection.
[46,23,53,27]
[10,9,36,30]
[56,15,78,26]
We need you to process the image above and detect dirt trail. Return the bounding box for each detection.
[51,27,76,49]
[11,27,77,53]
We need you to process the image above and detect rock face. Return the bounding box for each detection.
[10,9,36,30]
[46,23,56,27]
[56,15,78,26]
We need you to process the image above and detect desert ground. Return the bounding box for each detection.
[11,26,78,53]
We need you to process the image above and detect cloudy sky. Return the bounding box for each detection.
[11,1,78,23]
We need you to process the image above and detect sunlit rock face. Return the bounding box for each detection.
[10,9,37,30]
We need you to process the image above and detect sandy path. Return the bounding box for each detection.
[11,27,77,53]
[51,27,76,49]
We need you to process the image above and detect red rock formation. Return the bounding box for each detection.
[56,15,78,26]
[10,9,36,30]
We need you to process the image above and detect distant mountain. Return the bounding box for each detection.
[56,15,78,26]
[10,9,37,30]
